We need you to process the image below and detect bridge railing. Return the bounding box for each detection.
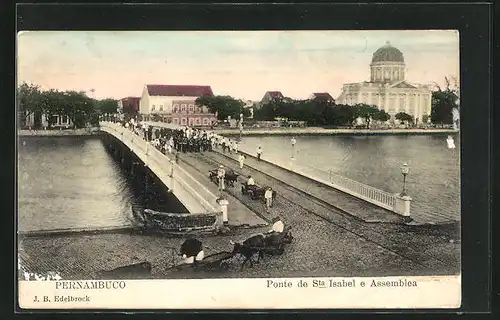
[299,164,397,211]
[146,138,219,212]
[100,123,219,213]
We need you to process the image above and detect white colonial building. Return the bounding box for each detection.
[22,112,72,129]
[139,84,217,126]
[336,41,432,123]
[139,85,214,115]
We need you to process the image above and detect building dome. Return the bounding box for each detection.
[371,41,404,63]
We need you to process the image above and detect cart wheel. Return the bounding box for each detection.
[219,260,229,270]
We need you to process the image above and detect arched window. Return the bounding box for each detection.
[181,104,186,112]
[173,104,179,112]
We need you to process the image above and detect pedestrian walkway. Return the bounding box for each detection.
[214,149,407,224]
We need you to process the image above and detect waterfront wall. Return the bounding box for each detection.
[215,128,458,136]
[18,128,100,137]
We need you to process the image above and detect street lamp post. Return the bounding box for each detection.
[400,163,410,196]
[291,136,296,159]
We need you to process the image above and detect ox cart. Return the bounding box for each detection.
[241,183,277,201]
[230,226,294,269]
[261,226,294,255]
[166,251,234,273]
[208,169,239,187]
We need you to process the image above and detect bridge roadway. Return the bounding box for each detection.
[142,121,458,225]
[99,122,266,227]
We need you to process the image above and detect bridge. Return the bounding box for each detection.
[100,121,458,226]
[99,122,267,228]
[100,122,218,214]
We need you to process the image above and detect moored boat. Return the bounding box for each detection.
[132,208,223,235]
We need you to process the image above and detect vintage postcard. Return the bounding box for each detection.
[17,30,461,309]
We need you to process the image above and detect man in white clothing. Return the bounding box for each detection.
[246,175,255,186]
[264,187,273,212]
[257,146,263,161]
[238,154,245,169]
[268,217,284,233]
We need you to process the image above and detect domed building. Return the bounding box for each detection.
[336,41,432,123]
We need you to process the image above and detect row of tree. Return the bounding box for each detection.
[18,83,118,129]
[195,95,251,120]
[193,76,459,127]
[18,75,458,129]
[195,94,416,128]
[430,76,460,124]
[252,98,399,127]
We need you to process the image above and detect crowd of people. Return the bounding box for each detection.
[120,118,244,156]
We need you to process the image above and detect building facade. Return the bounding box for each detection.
[309,92,335,102]
[170,100,217,127]
[139,85,214,115]
[22,112,72,129]
[139,85,216,126]
[118,97,140,114]
[336,42,432,123]
[260,91,284,105]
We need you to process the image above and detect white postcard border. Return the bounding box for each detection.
[18,275,461,309]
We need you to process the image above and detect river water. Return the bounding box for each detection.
[239,134,460,222]
[17,134,460,232]
[17,136,178,232]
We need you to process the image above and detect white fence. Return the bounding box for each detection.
[300,164,397,211]
[100,123,219,213]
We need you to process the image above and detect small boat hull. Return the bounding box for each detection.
[132,208,222,235]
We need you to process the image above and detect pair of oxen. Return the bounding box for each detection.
[180,227,293,270]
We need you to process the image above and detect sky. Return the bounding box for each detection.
[17,30,459,101]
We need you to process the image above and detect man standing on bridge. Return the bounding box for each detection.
[238,154,245,170]
[264,187,274,212]
[257,146,263,161]
[217,165,226,192]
